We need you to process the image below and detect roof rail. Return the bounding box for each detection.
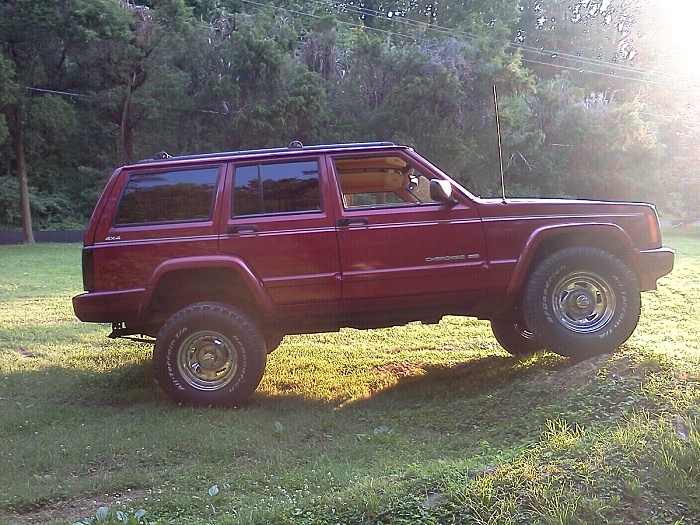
[136,141,397,164]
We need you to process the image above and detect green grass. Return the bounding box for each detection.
[0,232,698,524]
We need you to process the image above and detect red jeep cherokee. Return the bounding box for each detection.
[73,142,674,406]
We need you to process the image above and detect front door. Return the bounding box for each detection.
[328,152,487,301]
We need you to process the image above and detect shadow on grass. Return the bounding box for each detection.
[79,359,169,406]
[342,351,573,409]
[254,350,590,413]
[2,347,617,413]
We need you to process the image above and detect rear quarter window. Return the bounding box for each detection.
[114,166,221,226]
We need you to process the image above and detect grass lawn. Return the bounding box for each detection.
[0,232,698,524]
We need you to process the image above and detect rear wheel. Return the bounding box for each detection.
[523,247,640,359]
[491,317,543,356]
[153,302,267,407]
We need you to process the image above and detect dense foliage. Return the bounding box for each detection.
[1,0,698,237]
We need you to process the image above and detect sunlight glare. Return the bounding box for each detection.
[656,0,700,79]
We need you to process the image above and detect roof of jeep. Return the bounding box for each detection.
[134,141,403,167]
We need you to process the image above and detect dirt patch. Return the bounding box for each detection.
[373,361,426,378]
[527,351,665,393]
[534,353,616,387]
[1,488,152,525]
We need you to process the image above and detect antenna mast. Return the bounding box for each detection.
[493,84,506,204]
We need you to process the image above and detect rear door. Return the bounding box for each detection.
[328,151,488,301]
[218,155,341,305]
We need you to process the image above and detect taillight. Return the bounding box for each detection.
[82,247,95,291]
[648,213,660,246]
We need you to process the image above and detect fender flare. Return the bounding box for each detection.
[506,222,635,299]
[140,255,276,317]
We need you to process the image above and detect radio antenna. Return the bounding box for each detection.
[493,84,506,204]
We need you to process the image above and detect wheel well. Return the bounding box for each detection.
[515,231,637,301]
[534,231,632,266]
[148,268,260,324]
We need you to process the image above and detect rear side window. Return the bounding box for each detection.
[115,167,220,225]
[233,160,321,216]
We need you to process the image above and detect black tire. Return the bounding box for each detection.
[491,317,543,356]
[523,247,640,359]
[263,331,285,353]
[153,302,267,407]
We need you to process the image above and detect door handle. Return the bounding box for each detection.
[338,217,369,227]
[227,224,258,234]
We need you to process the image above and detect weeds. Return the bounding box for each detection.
[74,507,160,525]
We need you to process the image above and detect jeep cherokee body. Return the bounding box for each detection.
[73,142,674,406]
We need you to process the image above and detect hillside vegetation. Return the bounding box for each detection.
[2,0,700,238]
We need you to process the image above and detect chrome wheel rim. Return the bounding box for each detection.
[551,271,615,333]
[177,331,238,391]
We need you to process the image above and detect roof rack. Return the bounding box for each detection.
[136,141,397,164]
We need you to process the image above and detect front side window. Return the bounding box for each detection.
[333,156,436,209]
[115,166,220,225]
[233,160,321,216]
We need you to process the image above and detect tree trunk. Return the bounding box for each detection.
[120,91,133,165]
[9,104,35,244]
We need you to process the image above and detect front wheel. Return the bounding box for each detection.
[153,302,267,407]
[490,317,543,356]
[523,247,640,359]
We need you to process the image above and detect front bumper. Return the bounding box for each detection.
[636,247,675,291]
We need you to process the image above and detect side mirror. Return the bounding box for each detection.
[430,179,458,205]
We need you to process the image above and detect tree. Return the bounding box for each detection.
[0,0,67,242]
[72,1,162,165]
[0,55,15,145]
[177,6,330,151]
[0,0,689,232]
[512,0,649,98]
[0,0,134,240]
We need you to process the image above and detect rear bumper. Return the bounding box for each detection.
[636,247,675,291]
[72,288,147,323]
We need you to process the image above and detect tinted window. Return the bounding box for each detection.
[115,167,220,225]
[234,160,321,216]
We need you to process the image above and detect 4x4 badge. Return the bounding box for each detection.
[105,236,121,241]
